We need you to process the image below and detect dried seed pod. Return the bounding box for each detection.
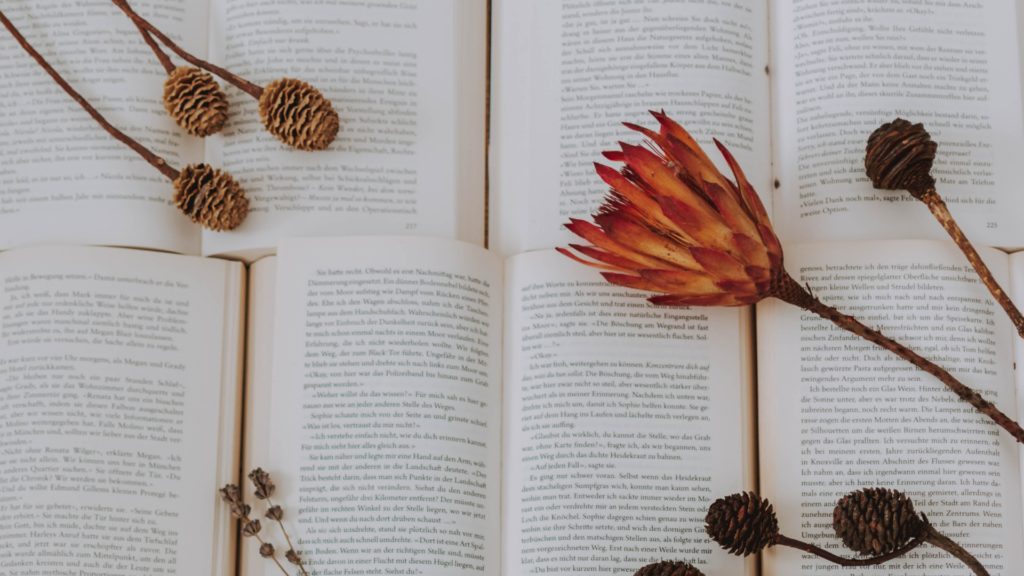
[266,505,284,521]
[705,492,779,556]
[163,66,229,137]
[834,488,923,556]
[172,163,248,232]
[249,468,276,500]
[259,542,275,558]
[219,483,241,504]
[229,502,251,520]
[864,118,937,198]
[285,549,302,566]
[258,78,339,151]
[241,519,262,538]
[633,561,704,576]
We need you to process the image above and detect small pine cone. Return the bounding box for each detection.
[285,549,302,566]
[173,163,248,231]
[634,561,704,576]
[865,118,937,198]
[258,78,339,151]
[249,468,276,500]
[163,67,228,138]
[241,519,261,538]
[266,505,283,521]
[705,492,779,556]
[259,542,275,558]
[833,488,923,556]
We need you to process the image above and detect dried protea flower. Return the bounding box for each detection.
[833,488,922,556]
[705,492,779,556]
[220,483,241,504]
[259,78,340,151]
[173,163,249,232]
[266,505,283,521]
[163,66,229,137]
[286,549,302,566]
[634,561,704,576]
[249,468,276,500]
[241,519,262,538]
[865,118,936,199]
[560,111,1024,445]
[259,542,275,558]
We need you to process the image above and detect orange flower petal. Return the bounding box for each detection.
[758,223,784,269]
[566,219,680,270]
[595,213,701,270]
[638,269,723,295]
[570,244,647,271]
[690,247,750,284]
[648,294,749,307]
[715,139,771,228]
[732,233,771,269]
[595,163,690,238]
[601,272,672,293]
[556,247,631,273]
[655,196,740,256]
[704,182,761,242]
[620,142,724,226]
[603,150,625,162]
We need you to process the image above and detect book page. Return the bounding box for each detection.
[0,2,206,254]
[771,0,1024,247]
[202,1,487,260]
[502,250,756,576]
[0,246,245,576]
[262,237,503,575]
[1005,252,1024,513]
[758,240,1024,576]
[490,0,772,257]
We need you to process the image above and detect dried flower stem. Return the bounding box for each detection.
[775,533,925,567]
[254,534,290,576]
[773,272,1024,444]
[111,0,264,99]
[0,8,179,181]
[268,497,309,576]
[917,189,1024,338]
[133,20,174,74]
[921,521,990,576]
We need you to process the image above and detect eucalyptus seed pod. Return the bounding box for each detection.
[634,561,704,576]
[163,66,229,137]
[172,163,248,232]
[258,78,339,151]
[705,492,779,556]
[864,118,937,198]
[833,488,923,556]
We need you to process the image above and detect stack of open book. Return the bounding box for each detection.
[1,1,1024,575]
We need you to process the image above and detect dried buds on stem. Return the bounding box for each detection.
[220,483,289,576]
[866,118,1024,339]
[247,468,309,576]
[560,112,1024,445]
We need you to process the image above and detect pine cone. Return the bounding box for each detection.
[833,488,923,556]
[163,66,228,138]
[634,561,704,576]
[172,164,248,232]
[865,118,937,198]
[705,492,779,556]
[258,78,339,151]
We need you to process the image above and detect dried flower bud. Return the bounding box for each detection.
[834,488,923,556]
[285,549,302,566]
[241,519,262,538]
[705,492,779,556]
[258,77,339,151]
[259,542,275,558]
[266,505,284,521]
[173,163,249,232]
[219,483,241,504]
[634,561,704,576]
[163,66,228,138]
[249,468,276,500]
[230,502,251,520]
[865,118,937,199]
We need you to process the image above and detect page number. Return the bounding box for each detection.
[987,222,998,229]
[406,223,417,230]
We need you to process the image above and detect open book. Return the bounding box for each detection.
[4,1,1024,576]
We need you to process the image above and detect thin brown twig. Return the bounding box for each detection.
[111,0,263,98]
[775,533,925,567]
[0,8,179,181]
[921,520,990,576]
[773,271,1024,444]
[134,20,175,74]
[268,497,309,576]
[254,534,291,576]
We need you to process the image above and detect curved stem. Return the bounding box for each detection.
[135,20,175,74]
[775,533,925,567]
[0,8,179,181]
[254,535,291,576]
[922,523,990,576]
[267,498,309,576]
[917,189,1024,339]
[111,0,263,99]
[774,272,1024,444]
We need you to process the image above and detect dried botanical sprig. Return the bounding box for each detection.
[633,561,704,576]
[866,119,1024,339]
[247,469,309,576]
[260,542,276,559]
[0,9,248,232]
[561,112,1024,445]
[220,483,290,576]
[706,492,924,568]
[112,0,339,151]
[833,488,989,576]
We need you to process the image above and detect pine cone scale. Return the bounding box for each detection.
[259,78,339,151]
[173,164,248,232]
[705,492,778,557]
[163,67,228,138]
[833,488,923,556]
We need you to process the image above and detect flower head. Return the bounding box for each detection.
[560,112,782,307]
[249,468,276,500]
